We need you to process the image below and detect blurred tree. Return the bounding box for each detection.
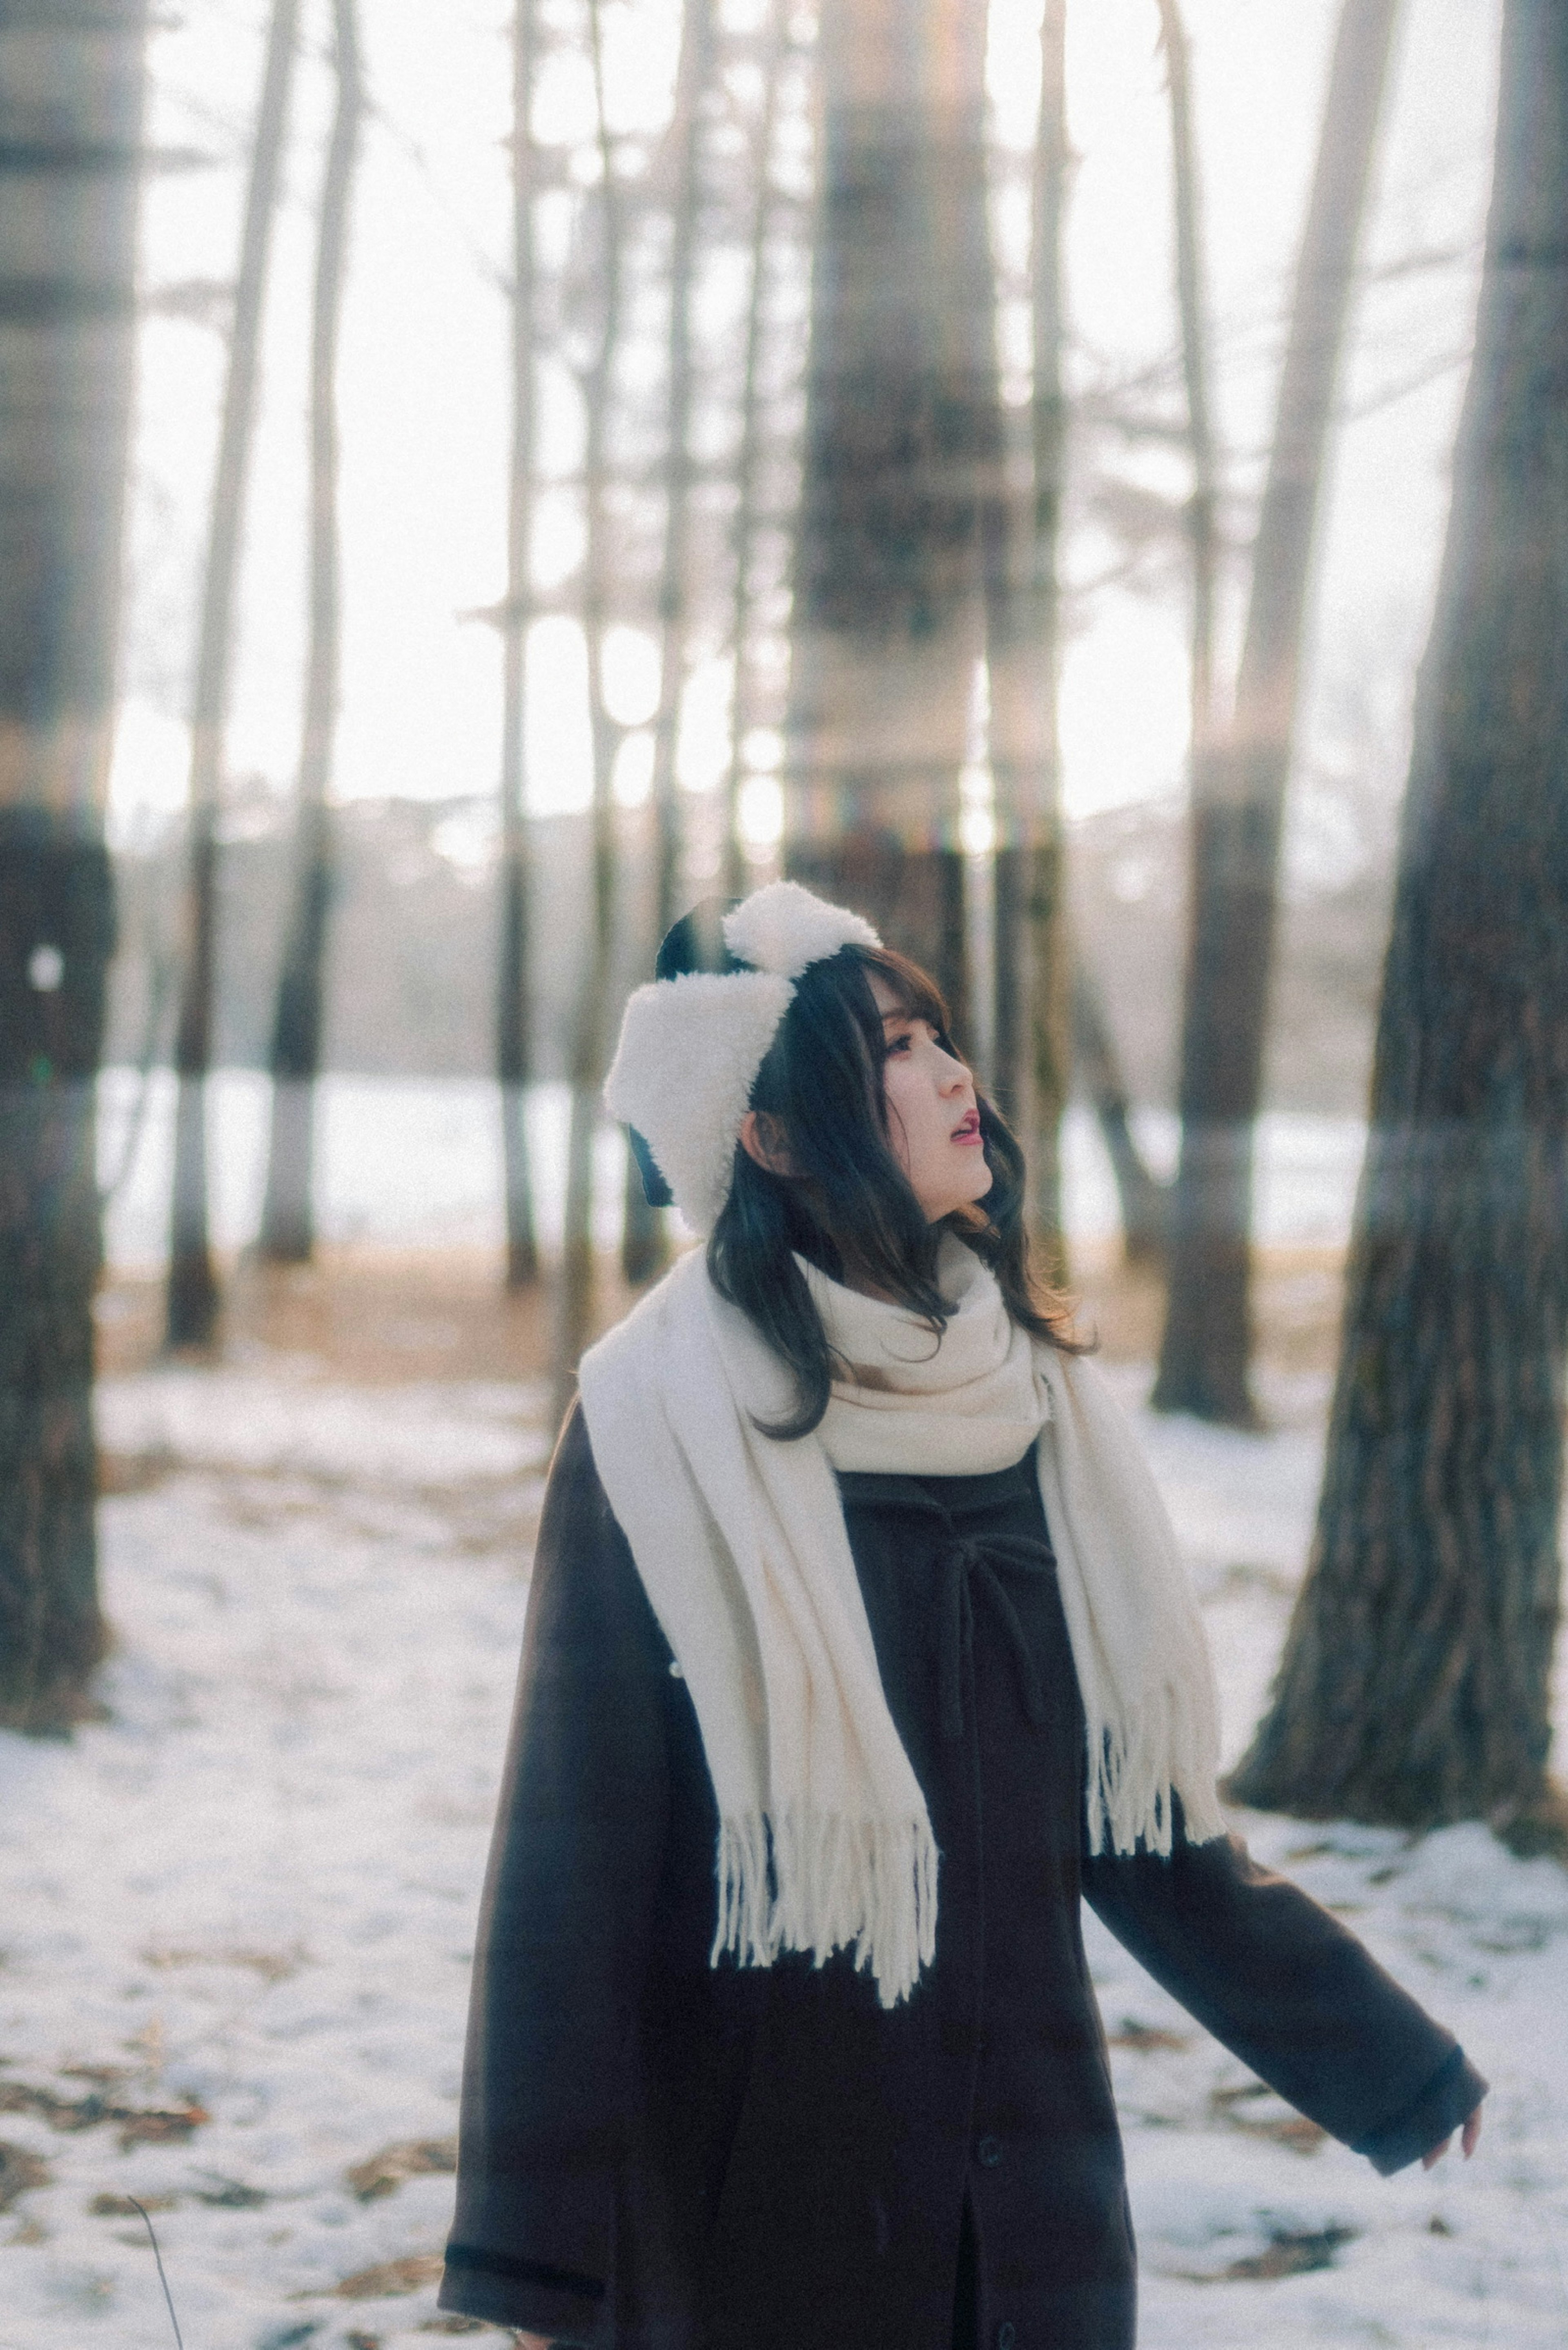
[497,0,541,1294]
[1072,964,1166,1266]
[1065,0,1207,1276]
[167,0,301,1341]
[553,0,627,1425]
[1154,0,1401,1425]
[985,0,1069,1248]
[621,0,715,1288]
[782,0,1002,1040]
[1230,0,1568,1846]
[720,0,788,905]
[258,0,363,1264]
[0,0,149,1728]
[1154,0,1217,763]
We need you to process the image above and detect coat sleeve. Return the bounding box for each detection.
[439,1402,674,2342]
[1081,1813,1488,2175]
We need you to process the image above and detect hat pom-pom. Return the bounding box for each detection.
[722,880,880,980]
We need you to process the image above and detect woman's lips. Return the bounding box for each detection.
[952,1113,982,1145]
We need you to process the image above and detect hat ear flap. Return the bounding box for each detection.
[604,969,796,1233]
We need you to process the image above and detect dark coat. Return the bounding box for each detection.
[439,1407,1486,2350]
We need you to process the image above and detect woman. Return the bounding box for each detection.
[439,881,1485,2350]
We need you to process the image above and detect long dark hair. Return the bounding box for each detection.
[706,940,1081,1439]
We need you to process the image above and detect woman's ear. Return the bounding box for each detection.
[739,1110,797,1178]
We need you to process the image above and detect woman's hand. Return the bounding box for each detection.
[1421,2103,1484,2170]
[512,2334,553,2349]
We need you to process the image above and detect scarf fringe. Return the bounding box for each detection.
[1085,1684,1226,1858]
[712,1811,939,2010]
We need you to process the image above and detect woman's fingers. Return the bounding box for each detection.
[1421,2101,1485,2171]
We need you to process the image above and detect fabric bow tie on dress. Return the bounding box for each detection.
[933,1528,1054,1745]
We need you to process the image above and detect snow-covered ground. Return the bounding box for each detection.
[2,1347,1566,2349]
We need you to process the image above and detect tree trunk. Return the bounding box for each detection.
[721,0,788,904]
[552,0,625,1427]
[166,0,301,1344]
[1072,956,1167,1265]
[258,0,362,1264]
[1064,0,1207,1278]
[0,0,149,1728]
[621,0,716,1287]
[1228,0,1568,1844]
[783,0,1000,1041]
[1155,0,1218,752]
[498,0,540,1292]
[1153,0,1401,1425]
[987,0,1068,1250]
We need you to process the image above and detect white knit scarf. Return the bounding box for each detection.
[576,1240,1223,2009]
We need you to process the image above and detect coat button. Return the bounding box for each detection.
[996,2326,1017,2350]
[977,2134,1003,2167]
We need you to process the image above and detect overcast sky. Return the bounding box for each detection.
[111,0,1501,860]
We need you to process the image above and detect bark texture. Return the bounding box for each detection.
[0,0,148,1725]
[259,0,362,1264]
[167,0,301,1342]
[783,0,1002,1040]
[1154,0,1401,1425]
[1229,0,1568,1836]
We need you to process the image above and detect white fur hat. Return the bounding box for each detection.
[603,881,882,1233]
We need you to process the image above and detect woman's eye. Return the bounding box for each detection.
[884,1031,913,1055]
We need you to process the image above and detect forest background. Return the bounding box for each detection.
[110,0,1486,1101]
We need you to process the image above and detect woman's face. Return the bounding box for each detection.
[869,972,993,1222]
